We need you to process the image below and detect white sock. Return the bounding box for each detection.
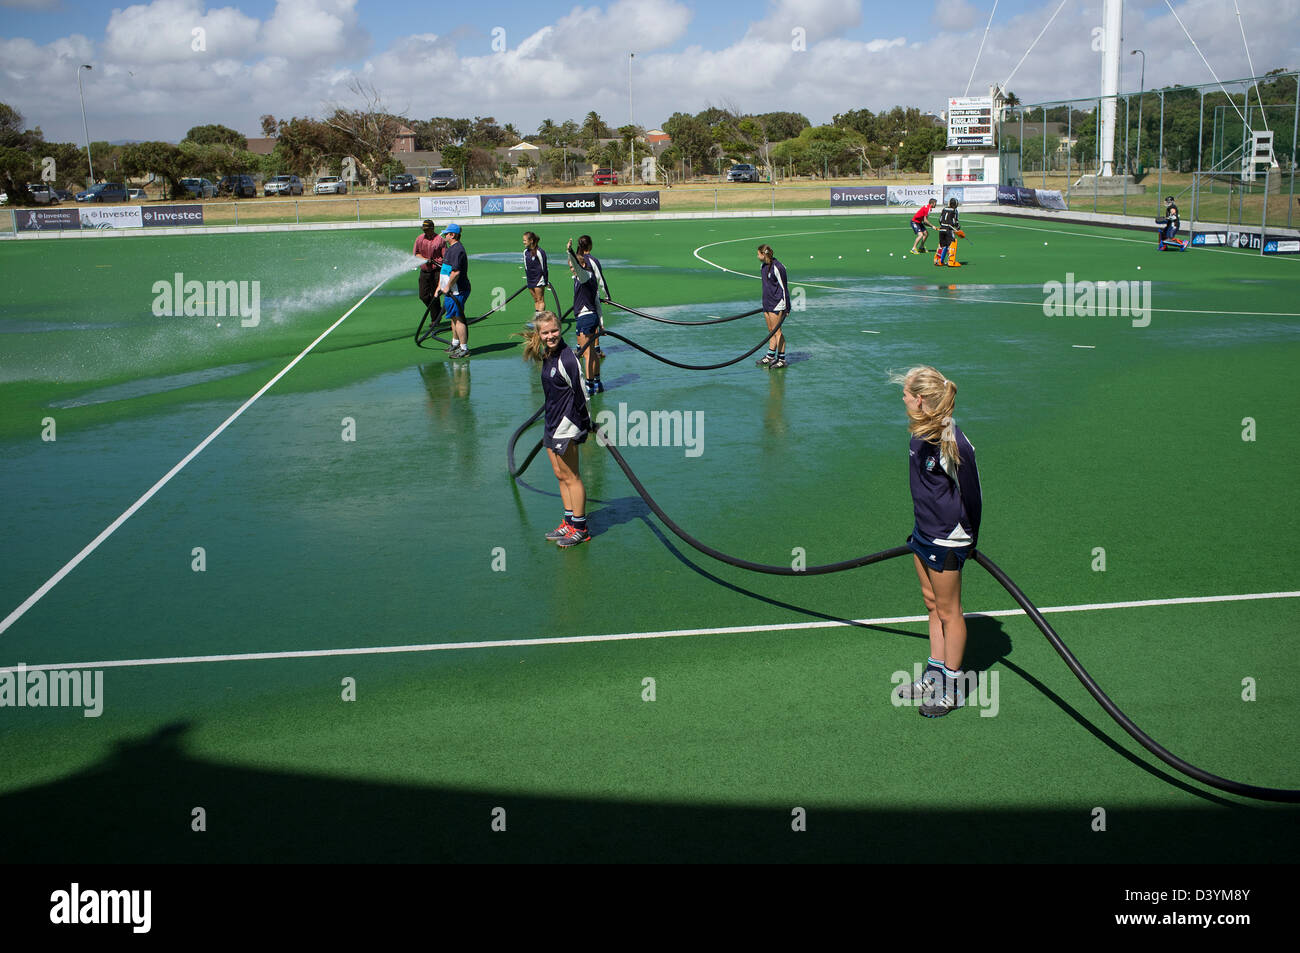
[451,338,460,347]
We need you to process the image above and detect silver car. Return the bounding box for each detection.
[314,176,348,194]
[264,174,304,196]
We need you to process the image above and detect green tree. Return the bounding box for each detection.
[183,124,247,150]
[120,141,185,197]
[897,126,946,172]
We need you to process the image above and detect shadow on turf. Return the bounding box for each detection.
[631,518,1241,810]
[0,719,1274,863]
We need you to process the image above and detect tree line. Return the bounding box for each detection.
[3,70,1293,201]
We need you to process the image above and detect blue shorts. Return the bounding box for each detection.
[576,313,601,337]
[911,221,928,235]
[443,293,468,319]
[547,432,588,455]
[908,527,971,573]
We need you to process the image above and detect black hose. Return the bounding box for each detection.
[972,550,1300,803]
[415,283,566,349]
[505,415,1300,802]
[597,309,787,371]
[603,298,765,326]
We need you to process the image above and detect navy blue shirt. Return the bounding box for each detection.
[443,241,470,296]
[541,341,592,443]
[524,247,548,287]
[761,259,789,313]
[909,425,982,548]
[571,253,606,319]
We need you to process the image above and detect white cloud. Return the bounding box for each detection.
[103,0,260,64]
[261,0,368,62]
[1,0,1297,147]
[931,0,981,33]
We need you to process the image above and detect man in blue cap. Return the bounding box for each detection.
[438,223,472,357]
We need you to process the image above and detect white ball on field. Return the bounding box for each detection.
[216,323,221,327]
[838,255,842,259]
[1044,242,1048,245]
[1137,266,1141,270]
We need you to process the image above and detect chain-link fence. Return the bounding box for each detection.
[1010,71,1298,226]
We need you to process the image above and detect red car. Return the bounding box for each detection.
[593,168,619,185]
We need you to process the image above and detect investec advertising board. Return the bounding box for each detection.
[830,187,887,207]
[419,195,481,218]
[78,205,145,229]
[479,194,541,215]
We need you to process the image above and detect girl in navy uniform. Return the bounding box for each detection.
[756,244,790,368]
[891,365,982,717]
[567,235,608,396]
[523,231,549,313]
[517,311,593,547]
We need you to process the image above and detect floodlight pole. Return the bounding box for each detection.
[629,52,635,185]
[1131,50,1145,174]
[78,64,94,185]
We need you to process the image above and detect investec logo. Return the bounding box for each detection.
[50,883,151,933]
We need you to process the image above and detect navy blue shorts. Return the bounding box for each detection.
[576,313,601,337]
[908,528,970,573]
[911,221,928,235]
[547,432,588,456]
[443,293,468,319]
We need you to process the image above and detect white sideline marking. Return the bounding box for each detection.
[4,590,1296,673]
[693,228,1300,316]
[1072,344,1096,349]
[860,330,881,334]
[0,275,400,637]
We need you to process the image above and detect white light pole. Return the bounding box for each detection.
[77,64,94,185]
[629,52,635,185]
[1131,49,1145,175]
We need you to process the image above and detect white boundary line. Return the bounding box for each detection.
[692,227,1300,316]
[4,590,1296,673]
[0,274,401,637]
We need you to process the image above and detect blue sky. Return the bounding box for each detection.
[1,0,1295,143]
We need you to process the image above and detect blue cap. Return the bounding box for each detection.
[444,222,461,234]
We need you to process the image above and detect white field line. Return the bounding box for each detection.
[692,227,1300,316]
[0,274,401,637]
[4,590,1296,673]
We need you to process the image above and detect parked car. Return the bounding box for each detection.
[593,168,619,185]
[180,177,217,199]
[54,188,74,202]
[426,168,459,191]
[314,175,348,195]
[218,175,258,198]
[264,174,304,196]
[127,188,147,201]
[727,164,760,182]
[388,173,419,192]
[0,191,7,205]
[27,183,60,205]
[75,182,129,202]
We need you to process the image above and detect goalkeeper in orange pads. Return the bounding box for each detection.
[935,198,965,267]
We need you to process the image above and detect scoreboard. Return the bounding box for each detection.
[947,96,994,148]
